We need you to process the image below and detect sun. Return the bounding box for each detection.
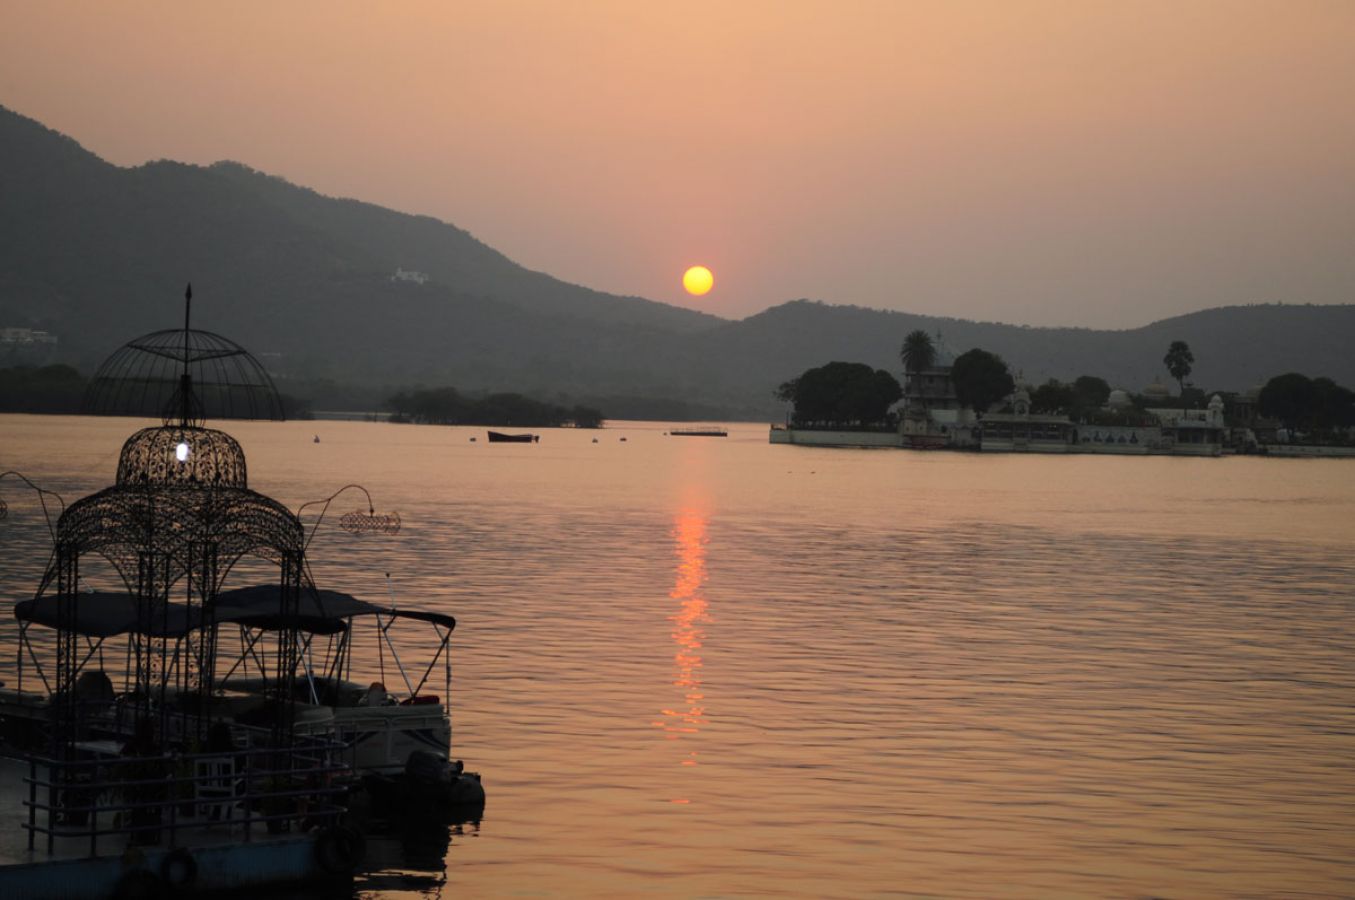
[682,265,714,296]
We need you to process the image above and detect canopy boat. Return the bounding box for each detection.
[211,585,485,812]
[6,582,484,809]
[485,430,538,443]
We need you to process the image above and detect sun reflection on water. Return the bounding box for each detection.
[655,510,711,774]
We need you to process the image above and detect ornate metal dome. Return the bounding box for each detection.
[116,425,248,488]
[84,327,284,422]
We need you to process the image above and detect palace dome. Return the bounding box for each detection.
[1143,381,1171,398]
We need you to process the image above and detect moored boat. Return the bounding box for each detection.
[6,581,485,810]
[486,430,538,443]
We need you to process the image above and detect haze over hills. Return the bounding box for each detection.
[2,104,1352,419]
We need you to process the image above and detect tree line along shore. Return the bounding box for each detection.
[0,364,605,428]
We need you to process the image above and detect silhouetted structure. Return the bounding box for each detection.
[83,285,284,421]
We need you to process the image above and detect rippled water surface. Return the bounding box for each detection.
[2,415,1353,898]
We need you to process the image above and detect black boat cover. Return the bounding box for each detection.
[14,592,201,638]
[15,585,454,636]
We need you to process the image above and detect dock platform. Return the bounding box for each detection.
[0,754,358,898]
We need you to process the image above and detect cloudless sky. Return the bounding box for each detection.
[2,1,1352,327]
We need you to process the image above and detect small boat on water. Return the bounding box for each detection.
[212,585,486,813]
[486,430,538,443]
[671,426,728,437]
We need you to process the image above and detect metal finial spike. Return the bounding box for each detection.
[185,283,192,301]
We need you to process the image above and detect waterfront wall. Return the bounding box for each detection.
[770,428,901,448]
[1072,425,1159,451]
[769,428,1349,459]
[982,438,1072,453]
[1259,444,1355,458]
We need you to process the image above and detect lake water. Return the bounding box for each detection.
[2,414,1353,898]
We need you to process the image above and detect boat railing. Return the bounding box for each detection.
[21,735,350,857]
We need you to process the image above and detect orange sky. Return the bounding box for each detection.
[2,1,1353,327]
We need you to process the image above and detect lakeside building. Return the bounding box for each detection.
[978,387,1075,452]
[773,371,1234,456]
[899,343,979,449]
[772,342,1350,457]
[981,390,1226,455]
[0,327,57,345]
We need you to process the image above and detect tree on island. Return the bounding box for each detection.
[1164,341,1194,397]
[776,361,902,428]
[951,349,1014,416]
[1312,378,1355,432]
[1031,380,1074,414]
[1072,375,1111,409]
[1259,373,1355,433]
[1258,373,1313,430]
[899,330,936,375]
[1029,375,1113,415]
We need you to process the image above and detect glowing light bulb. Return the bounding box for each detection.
[175,441,190,462]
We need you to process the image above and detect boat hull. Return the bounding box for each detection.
[486,431,537,443]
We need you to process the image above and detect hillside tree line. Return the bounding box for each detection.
[387,387,603,428]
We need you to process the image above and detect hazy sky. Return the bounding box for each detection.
[2,1,1352,327]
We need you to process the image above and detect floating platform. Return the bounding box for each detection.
[0,753,362,898]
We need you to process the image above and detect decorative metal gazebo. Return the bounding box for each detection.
[1,290,375,865]
[33,286,307,751]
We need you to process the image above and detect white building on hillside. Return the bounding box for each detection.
[391,267,429,285]
[1,327,58,345]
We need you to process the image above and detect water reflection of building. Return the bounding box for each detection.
[657,512,711,753]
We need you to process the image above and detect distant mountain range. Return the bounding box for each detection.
[3,104,1352,419]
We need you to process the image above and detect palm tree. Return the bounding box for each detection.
[1163,340,1194,399]
[900,330,936,374]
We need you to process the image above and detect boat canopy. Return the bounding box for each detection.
[14,585,454,637]
[214,585,455,630]
[14,592,200,638]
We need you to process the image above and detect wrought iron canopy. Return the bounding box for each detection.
[84,327,284,422]
[52,482,303,592]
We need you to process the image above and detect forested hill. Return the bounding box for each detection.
[3,103,1352,419]
[205,162,716,334]
[0,104,721,388]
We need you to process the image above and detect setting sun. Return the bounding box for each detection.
[682,265,714,296]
